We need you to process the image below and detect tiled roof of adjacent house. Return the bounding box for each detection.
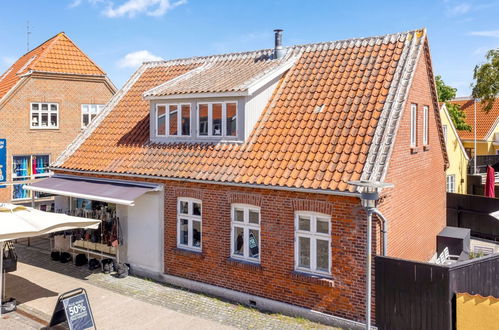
[449,98,499,141]
[55,29,442,193]
[0,32,105,101]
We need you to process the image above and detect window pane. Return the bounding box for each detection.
[212,103,222,136]
[82,114,89,127]
[179,201,189,214]
[249,210,259,224]
[32,104,39,111]
[169,105,178,135]
[298,216,310,231]
[50,113,57,127]
[50,104,57,111]
[316,218,329,234]
[41,113,48,126]
[34,155,49,174]
[249,229,259,258]
[234,227,244,256]
[198,104,208,136]
[316,239,329,272]
[235,209,244,222]
[193,202,201,216]
[193,220,201,248]
[180,219,188,245]
[298,236,310,268]
[181,104,190,136]
[13,156,30,178]
[31,113,39,127]
[90,105,97,114]
[41,104,48,111]
[226,103,237,136]
[157,106,166,135]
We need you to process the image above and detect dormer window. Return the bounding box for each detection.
[198,102,237,137]
[156,103,191,137]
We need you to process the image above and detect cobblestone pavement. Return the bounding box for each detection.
[13,244,336,329]
[0,311,45,329]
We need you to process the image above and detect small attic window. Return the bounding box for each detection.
[198,102,237,137]
[156,103,191,137]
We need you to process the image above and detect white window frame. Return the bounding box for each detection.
[81,104,105,128]
[156,103,191,137]
[410,104,417,147]
[230,204,260,263]
[294,211,332,276]
[177,197,202,251]
[423,105,429,145]
[197,102,238,138]
[30,102,59,129]
[442,125,448,144]
[446,175,455,193]
[12,154,51,200]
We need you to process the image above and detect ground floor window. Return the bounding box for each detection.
[294,211,331,275]
[12,154,51,200]
[231,204,260,262]
[177,198,202,251]
[446,175,456,193]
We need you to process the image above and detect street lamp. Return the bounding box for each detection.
[348,180,393,330]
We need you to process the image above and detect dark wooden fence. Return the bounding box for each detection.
[375,254,499,329]
[447,192,499,241]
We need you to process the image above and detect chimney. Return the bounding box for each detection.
[274,29,284,59]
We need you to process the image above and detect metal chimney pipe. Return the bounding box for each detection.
[274,29,284,59]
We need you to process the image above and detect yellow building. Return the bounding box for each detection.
[449,97,499,156]
[440,104,469,193]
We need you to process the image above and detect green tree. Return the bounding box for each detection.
[472,49,499,113]
[435,75,471,131]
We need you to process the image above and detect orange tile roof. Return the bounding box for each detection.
[449,98,499,140]
[55,29,437,193]
[0,32,105,100]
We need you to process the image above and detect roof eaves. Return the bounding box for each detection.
[484,112,499,141]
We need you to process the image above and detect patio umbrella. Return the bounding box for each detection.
[0,203,100,315]
[485,165,496,198]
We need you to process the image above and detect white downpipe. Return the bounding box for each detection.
[474,98,477,174]
[0,241,4,316]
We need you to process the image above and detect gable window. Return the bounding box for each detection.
[442,125,448,144]
[31,103,58,129]
[81,104,104,128]
[410,104,417,147]
[198,102,237,137]
[12,154,50,200]
[231,204,260,262]
[295,212,331,275]
[156,104,191,137]
[177,198,202,251]
[423,105,429,145]
[446,175,455,193]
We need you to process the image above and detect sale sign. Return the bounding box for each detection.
[62,292,95,330]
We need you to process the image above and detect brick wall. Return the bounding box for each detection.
[380,45,446,261]
[0,75,114,203]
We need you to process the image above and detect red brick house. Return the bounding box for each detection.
[30,29,447,326]
[0,32,115,207]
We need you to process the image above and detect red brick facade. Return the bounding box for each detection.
[380,46,446,261]
[0,74,114,203]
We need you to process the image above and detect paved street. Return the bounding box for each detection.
[1,244,334,329]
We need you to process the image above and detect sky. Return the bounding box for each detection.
[1,0,498,96]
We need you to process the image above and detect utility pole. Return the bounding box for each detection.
[27,21,32,52]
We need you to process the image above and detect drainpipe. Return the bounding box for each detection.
[474,98,477,174]
[371,208,388,256]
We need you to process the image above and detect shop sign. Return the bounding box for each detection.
[50,288,96,330]
[0,139,5,188]
[249,232,259,256]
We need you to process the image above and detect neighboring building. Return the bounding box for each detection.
[440,103,469,193]
[0,32,116,208]
[29,29,447,325]
[449,97,499,157]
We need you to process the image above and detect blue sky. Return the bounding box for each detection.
[1,0,498,96]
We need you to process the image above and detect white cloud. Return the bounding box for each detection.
[104,0,187,18]
[469,30,499,38]
[118,50,163,68]
[69,0,83,8]
[447,3,471,16]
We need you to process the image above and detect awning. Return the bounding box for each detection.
[23,176,161,206]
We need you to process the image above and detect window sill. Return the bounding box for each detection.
[410,147,419,154]
[423,145,430,151]
[291,271,334,287]
[173,247,204,259]
[226,257,262,271]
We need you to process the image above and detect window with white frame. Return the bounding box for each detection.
[156,104,191,137]
[31,103,58,129]
[81,104,105,128]
[442,125,448,144]
[295,212,331,275]
[198,102,237,137]
[231,204,260,262]
[446,175,455,193]
[423,105,429,145]
[410,104,417,147]
[177,198,202,251]
[12,154,51,200]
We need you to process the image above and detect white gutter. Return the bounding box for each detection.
[50,167,361,198]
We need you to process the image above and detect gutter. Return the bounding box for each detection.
[50,167,361,198]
